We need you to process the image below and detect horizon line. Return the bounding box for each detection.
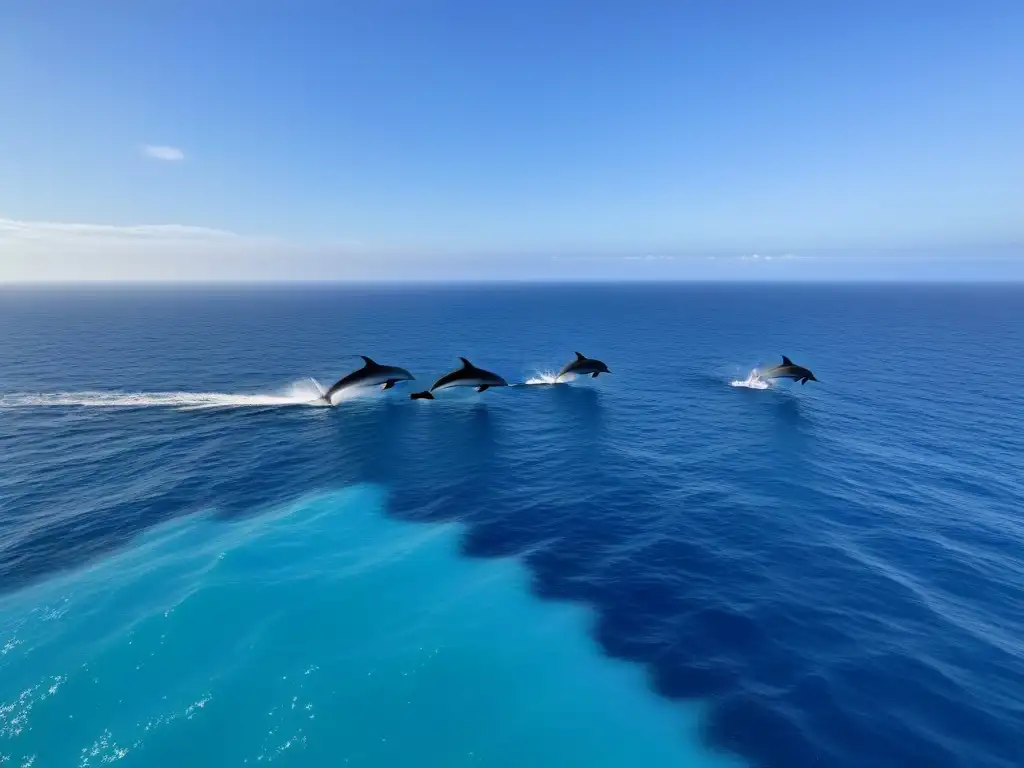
[2,277,1023,289]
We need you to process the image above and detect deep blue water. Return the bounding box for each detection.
[2,284,1023,768]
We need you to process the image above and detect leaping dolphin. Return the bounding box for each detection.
[318,356,415,404]
[410,357,508,400]
[758,356,819,385]
[556,351,610,381]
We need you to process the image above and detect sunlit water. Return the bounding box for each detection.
[1,487,735,767]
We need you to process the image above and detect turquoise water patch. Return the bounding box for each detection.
[1,486,739,767]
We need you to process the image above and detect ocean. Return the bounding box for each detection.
[1,283,1022,768]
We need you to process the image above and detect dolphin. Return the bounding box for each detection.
[758,355,819,385]
[556,352,611,381]
[318,356,415,404]
[410,357,508,400]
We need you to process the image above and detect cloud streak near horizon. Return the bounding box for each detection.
[0,217,1021,283]
[143,145,185,161]
[0,217,302,281]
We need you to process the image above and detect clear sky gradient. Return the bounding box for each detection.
[2,1,1022,281]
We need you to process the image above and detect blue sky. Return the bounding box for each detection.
[1,1,1022,281]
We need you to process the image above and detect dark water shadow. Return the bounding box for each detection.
[752,388,808,426]
[548,383,605,441]
[369,382,971,768]
[323,398,411,485]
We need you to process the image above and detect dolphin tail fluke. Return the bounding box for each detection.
[410,391,435,400]
[309,377,332,405]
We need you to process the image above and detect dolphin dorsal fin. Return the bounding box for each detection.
[360,355,379,367]
[458,357,473,369]
[781,355,794,366]
[575,352,586,361]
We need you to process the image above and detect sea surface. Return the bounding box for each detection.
[1,283,1022,768]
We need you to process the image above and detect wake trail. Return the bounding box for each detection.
[0,379,332,410]
[4,372,589,407]
[729,369,773,390]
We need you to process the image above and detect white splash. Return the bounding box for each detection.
[78,728,129,766]
[524,370,573,385]
[318,381,392,405]
[729,369,772,390]
[0,639,21,657]
[0,380,330,410]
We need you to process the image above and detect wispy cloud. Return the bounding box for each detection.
[623,254,676,262]
[0,219,236,241]
[143,145,185,162]
[0,217,373,282]
[0,217,290,281]
[739,252,808,262]
[4,218,1017,282]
